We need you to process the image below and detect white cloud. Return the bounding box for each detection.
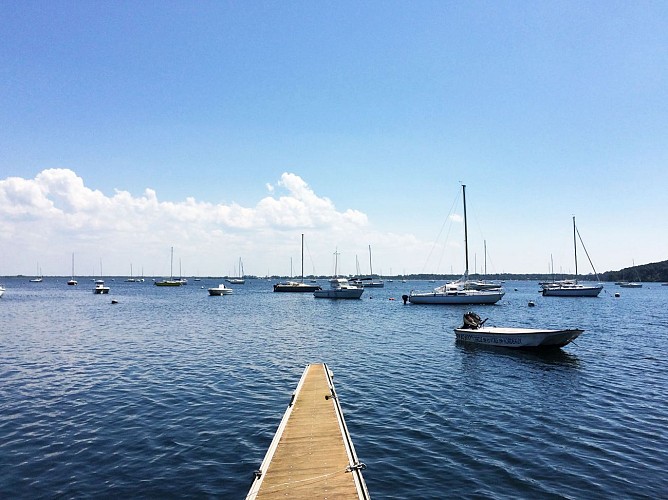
[0,169,383,276]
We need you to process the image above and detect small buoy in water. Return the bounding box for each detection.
[402,294,409,304]
[615,292,620,298]
[528,301,535,307]
[111,299,118,304]
[514,288,518,291]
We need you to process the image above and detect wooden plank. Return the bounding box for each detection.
[247,363,369,499]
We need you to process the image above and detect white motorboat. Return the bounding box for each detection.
[274,234,322,292]
[208,284,233,296]
[0,285,5,298]
[314,278,364,299]
[93,280,110,294]
[619,282,642,288]
[409,185,504,305]
[541,216,603,297]
[454,312,584,349]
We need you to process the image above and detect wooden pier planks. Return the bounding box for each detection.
[247,363,369,499]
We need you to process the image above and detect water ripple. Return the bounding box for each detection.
[1,279,667,497]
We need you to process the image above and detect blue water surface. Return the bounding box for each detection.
[0,277,666,498]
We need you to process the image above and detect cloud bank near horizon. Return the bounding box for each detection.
[0,169,386,276]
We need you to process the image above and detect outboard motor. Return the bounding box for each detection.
[462,311,482,329]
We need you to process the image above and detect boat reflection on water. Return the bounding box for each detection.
[456,339,582,368]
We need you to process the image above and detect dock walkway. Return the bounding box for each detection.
[247,363,369,499]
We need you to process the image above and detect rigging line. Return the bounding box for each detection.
[303,239,317,276]
[575,226,600,280]
[420,188,461,275]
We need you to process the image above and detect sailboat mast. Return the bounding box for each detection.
[484,240,487,277]
[572,216,578,278]
[301,233,304,283]
[368,245,373,278]
[462,184,469,275]
[170,246,174,280]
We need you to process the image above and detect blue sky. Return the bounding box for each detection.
[1,1,667,278]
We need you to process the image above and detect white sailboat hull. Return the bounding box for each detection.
[541,284,602,297]
[409,289,504,305]
[455,327,584,348]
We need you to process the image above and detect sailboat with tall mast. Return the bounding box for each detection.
[314,249,364,299]
[67,253,78,285]
[29,263,43,282]
[351,245,384,288]
[541,217,603,297]
[155,247,183,286]
[226,257,245,284]
[408,185,505,305]
[274,234,322,292]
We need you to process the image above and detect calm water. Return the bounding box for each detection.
[1,277,666,498]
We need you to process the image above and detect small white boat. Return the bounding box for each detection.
[0,285,5,298]
[93,280,110,294]
[454,312,583,349]
[208,284,233,296]
[619,282,642,288]
[314,278,364,299]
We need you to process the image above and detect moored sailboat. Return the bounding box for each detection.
[155,247,183,286]
[67,253,78,285]
[541,217,603,297]
[409,185,504,305]
[314,249,363,299]
[274,234,321,292]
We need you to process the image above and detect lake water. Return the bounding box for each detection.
[1,277,666,498]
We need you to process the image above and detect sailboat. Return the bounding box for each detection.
[351,245,384,288]
[273,234,322,292]
[67,253,78,285]
[226,257,246,284]
[93,259,110,294]
[541,217,603,297]
[155,247,183,286]
[408,185,505,305]
[314,249,364,299]
[125,263,137,282]
[29,263,43,282]
[619,260,643,288]
[465,241,501,290]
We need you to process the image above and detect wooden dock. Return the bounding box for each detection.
[247,363,369,499]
